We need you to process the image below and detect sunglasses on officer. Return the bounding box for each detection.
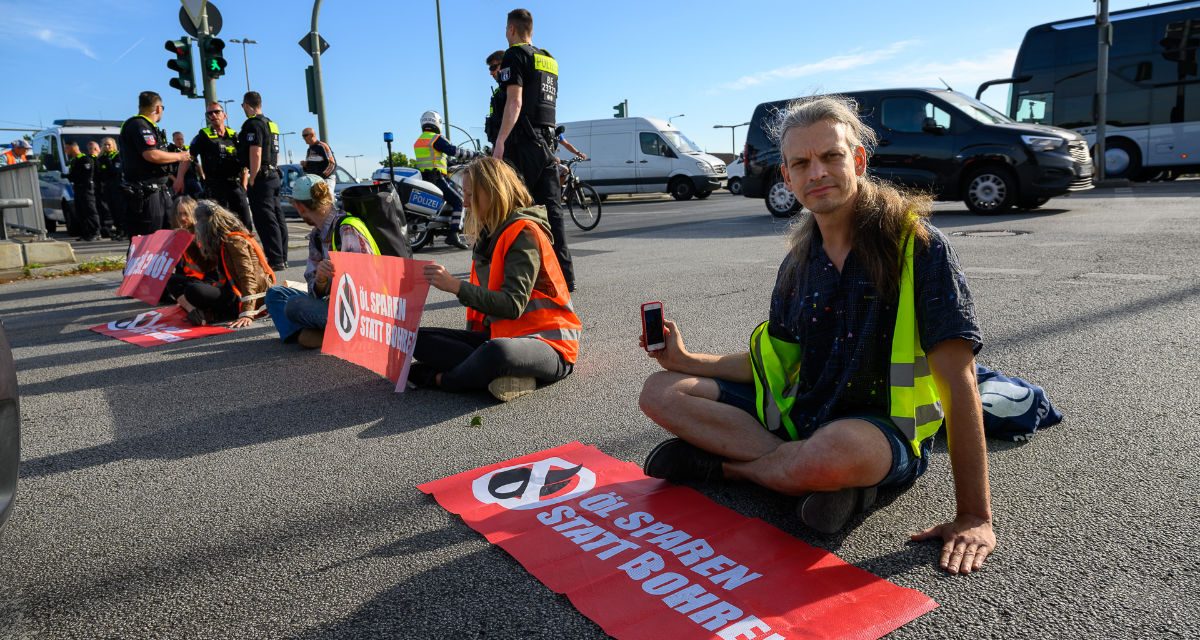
[488,63,500,71]
[206,109,223,116]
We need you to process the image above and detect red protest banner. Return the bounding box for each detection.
[321,251,433,391]
[90,306,233,347]
[419,442,938,640]
[117,229,195,305]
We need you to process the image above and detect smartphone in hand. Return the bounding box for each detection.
[642,301,665,352]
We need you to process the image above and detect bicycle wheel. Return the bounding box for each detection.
[568,182,602,231]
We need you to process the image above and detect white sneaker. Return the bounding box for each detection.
[487,376,536,402]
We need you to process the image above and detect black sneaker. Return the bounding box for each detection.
[643,438,724,483]
[797,486,878,534]
[406,362,439,389]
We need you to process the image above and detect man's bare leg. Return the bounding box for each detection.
[639,370,782,461]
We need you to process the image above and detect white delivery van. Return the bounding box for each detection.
[555,117,726,200]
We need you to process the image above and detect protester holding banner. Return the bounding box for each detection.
[263,175,378,348]
[160,197,217,304]
[176,200,276,328]
[637,96,994,576]
[412,157,580,402]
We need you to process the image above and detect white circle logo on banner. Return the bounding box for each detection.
[332,273,360,342]
[471,457,596,510]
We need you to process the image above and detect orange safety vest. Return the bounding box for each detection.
[217,231,277,318]
[2,149,24,164]
[179,243,209,280]
[466,219,581,363]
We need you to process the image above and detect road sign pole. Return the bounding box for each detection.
[199,8,217,103]
[310,0,329,144]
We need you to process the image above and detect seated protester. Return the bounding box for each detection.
[161,196,218,304]
[177,200,276,328]
[412,156,580,402]
[263,174,379,349]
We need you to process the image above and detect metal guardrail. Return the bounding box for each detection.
[0,163,46,241]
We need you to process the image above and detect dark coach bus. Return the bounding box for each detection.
[983,0,1200,180]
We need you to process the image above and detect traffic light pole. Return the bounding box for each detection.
[310,0,329,143]
[1094,0,1109,182]
[199,8,217,104]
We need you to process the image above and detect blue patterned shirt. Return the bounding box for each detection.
[767,222,981,439]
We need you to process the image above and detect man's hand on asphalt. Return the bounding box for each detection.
[227,317,254,329]
[911,513,996,575]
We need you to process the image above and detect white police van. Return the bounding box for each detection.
[28,119,125,233]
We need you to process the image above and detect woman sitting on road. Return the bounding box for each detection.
[176,200,276,328]
[161,196,217,305]
[412,156,580,402]
[262,174,378,349]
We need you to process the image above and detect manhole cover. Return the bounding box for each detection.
[950,230,1030,238]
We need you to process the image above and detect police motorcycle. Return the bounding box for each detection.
[379,131,467,252]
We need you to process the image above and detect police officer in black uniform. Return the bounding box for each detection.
[95,137,123,238]
[169,131,204,197]
[177,101,253,231]
[64,141,100,241]
[237,90,287,271]
[484,49,506,146]
[493,8,574,290]
[119,91,190,237]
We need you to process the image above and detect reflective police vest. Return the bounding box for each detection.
[200,126,240,178]
[328,215,381,255]
[413,132,447,175]
[466,217,580,363]
[749,228,943,457]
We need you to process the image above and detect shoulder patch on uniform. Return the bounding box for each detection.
[499,67,511,82]
[246,132,256,143]
[143,134,156,145]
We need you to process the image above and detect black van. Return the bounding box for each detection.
[741,88,1094,216]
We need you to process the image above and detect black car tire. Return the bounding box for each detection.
[695,190,711,199]
[728,178,742,195]
[765,176,801,218]
[963,166,1016,215]
[1102,138,1142,181]
[1017,196,1050,210]
[670,177,695,201]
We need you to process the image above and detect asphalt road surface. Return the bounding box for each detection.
[2,182,1198,639]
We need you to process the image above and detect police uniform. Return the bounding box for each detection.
[238,113,287,269]
[485,84,506,144]
[95,149,123,237]
[497,42,574,288]
[119,114,175,236]
[67,152,100,240]
[168,141,203,197]
[190,126,253,231]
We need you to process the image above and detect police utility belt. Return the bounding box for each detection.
[124,176,170,195]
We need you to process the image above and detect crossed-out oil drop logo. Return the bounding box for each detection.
[471,457,596,510]
[107,310,162,331]
[333,273,360,342]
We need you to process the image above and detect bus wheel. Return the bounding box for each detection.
[1103,138,1142,180]
[964,167,1016,215]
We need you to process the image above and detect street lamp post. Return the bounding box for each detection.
[229,38,259,92]
[279,131,296,166]
[713,122,750,155]
[668,114,685,124]
[346,154,364,179]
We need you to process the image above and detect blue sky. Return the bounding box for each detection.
[0,0,1154,177]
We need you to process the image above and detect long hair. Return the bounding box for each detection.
[462,157,533,240]
[173,196,197,231]
[192,199,249,259]
[772,95,933,297]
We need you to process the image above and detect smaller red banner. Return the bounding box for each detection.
[90,306,233,347]
[419,442,938,640]
[117,229,195,306]
[320,251,433,391]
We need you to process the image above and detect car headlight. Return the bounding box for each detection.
[695,160,715,174]
[1022,135,1065,152]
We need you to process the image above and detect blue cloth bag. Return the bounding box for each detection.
[975,364,1063,441]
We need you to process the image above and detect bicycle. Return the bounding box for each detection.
[559,157,601,231]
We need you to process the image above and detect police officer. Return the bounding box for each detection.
[64,141,100,241]
[119,91,190,237]
[484,49,506,146]
[169,131,204,197]
[237,90,287,271]
[95,137,122,238]
[492,8,574,291]
[413,110,482,249]
[177,102,253,232]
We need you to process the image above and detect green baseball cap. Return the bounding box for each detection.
[291,174,324,201]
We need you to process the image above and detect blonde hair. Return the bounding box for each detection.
[173,196,197,230]
[193,199,249,258]
[462,156,533,239]
[293,178,333,213]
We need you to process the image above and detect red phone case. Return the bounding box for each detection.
[642,301,664,351]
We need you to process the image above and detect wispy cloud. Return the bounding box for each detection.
[0,2,102,60]
[32,28,98,59]
[844,49,1018,101]
[714,40,921,92]
[112,37,145,65]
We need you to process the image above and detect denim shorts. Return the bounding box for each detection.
[714,378,930,488]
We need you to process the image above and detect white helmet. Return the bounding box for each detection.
[420,110,443,134]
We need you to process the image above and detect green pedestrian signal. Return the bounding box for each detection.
[165,37,197,98]
[200,36,228,80]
